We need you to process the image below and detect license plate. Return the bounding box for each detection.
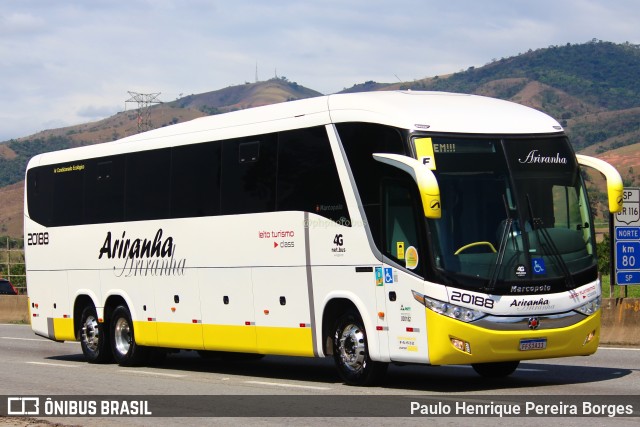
[519,338,547,351]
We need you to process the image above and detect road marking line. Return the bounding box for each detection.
[245,380,330,390]
[599,347,640,351]
[26,361,78,368]
[3,336,49,342]
[2,336,77,345]
[121,370,186,378]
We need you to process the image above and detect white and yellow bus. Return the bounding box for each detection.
[24,91,623,385]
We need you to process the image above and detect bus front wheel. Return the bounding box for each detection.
[110,305,149,366]
[472,361,519,378]
[332,310,387,386]
[79,305,112,363]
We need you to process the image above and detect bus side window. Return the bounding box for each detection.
[26,167,54,227]
[171,142,221,218]
[277,127,350,224]
[239,141,260,163]
[52,163,84,226]
[124,149,171,221]
[85,157,125,224]
[221,134,277,215]
[336,123,407,249]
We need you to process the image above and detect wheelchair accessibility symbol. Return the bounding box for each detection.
[532,258,546,275]
[384,267,394,284]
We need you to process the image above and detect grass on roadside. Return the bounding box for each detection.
[600,275,640,298]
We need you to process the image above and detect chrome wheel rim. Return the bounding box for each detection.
[338,324,366,373]
[82,315,99,352]
[114,317,132,356]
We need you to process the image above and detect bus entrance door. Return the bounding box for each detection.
[381,179,429,363]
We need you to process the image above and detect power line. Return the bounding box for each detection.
[125,91,162,133]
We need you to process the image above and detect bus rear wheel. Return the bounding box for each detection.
[472,361,519,378]
[79,305,112,363]
[110,305,149,366]
[332,310,387,386]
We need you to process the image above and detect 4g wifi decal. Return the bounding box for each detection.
[332,234,346,254]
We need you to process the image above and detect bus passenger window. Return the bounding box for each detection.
[239,141,260,163]
[124,149,171,221]
[277,127,350,225]
[336,122,407,248]
[26,168,54,227]
[171,142,221,218]
[85,157,125,224]
[221,134,277,215]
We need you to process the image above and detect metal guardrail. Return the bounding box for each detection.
[1,237,26,294]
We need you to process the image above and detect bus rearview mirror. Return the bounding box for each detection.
[576,154,624,214]
[372,153,441,219]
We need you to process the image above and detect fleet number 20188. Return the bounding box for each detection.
[27,232,49,245]
[450,290,495,309]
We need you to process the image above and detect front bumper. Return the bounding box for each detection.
[426,308,600,365]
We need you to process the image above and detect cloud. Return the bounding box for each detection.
[77,105,121,119]
[0,11,46,35]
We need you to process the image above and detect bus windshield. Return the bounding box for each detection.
[423,136,596,293]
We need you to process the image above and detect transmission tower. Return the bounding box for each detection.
[125,91,162,133]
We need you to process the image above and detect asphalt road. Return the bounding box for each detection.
[1,323,639,426]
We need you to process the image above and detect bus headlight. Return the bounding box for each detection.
[412,290,487,322]
[574,295,601,316]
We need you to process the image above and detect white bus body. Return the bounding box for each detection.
[24,91,622,385]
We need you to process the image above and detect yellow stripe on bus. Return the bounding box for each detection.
[203,324,257,353]
[256,326,314,357]
[134,322,314,357]
[156,322,204,350]
[134,321,158,347]
[52,318,76,341]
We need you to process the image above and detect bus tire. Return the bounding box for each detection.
[472,361,519,378]
[332,310,387,386]
[110,305,149,366]
[79,305,112,363]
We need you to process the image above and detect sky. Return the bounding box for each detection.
[1,0,639,142]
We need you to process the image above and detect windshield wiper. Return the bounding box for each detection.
[487,195,515,292]
[526,195,575,289]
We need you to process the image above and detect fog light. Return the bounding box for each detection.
[451,337,471,354]
[583,329,596,346]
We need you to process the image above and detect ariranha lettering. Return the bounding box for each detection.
[518,150,567,164]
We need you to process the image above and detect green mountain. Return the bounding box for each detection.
[344,40,640,155]
[404,40,640,110]
[341,40,640,196]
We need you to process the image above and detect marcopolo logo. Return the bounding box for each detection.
[98,228,186,278]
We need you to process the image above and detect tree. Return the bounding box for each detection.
[596,233,611,275]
